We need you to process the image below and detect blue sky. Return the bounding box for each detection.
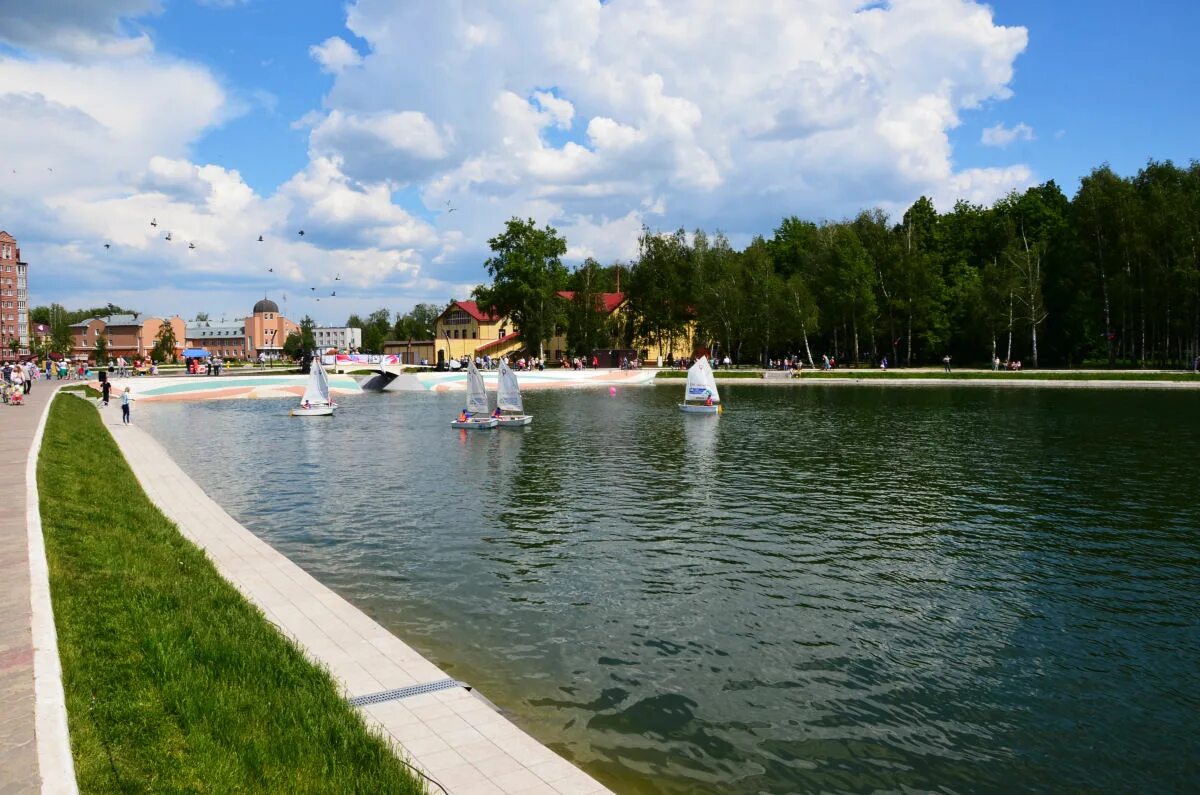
[957,0,1199,191]
[0,0,1196,320]
[154,0,1200,199]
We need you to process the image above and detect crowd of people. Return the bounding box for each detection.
[186,355,226,375]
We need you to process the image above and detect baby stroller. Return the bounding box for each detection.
[2,383,23,405]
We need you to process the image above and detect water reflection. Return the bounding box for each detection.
[139,386,1200,794]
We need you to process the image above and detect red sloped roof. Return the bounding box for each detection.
[476,333,520,353]
[556,291,626,314]
[448,300,502,323]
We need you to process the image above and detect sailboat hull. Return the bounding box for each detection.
[678,403,720,414]
[451,418,499,429]
[292,405,335,416]
[497,415,533,427]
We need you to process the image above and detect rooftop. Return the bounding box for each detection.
[556,291,626,314]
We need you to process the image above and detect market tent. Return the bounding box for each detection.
[182,348,210,358]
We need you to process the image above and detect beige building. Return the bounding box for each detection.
[430,294,696,367]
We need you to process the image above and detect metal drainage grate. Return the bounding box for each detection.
[348,678,465,707]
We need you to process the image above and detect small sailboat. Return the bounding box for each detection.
[292,359,337,416]
[679,355,722,414]
[451,359,498,429]
[496,359,533,427]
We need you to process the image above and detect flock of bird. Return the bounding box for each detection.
[100,218,348,300]
[22,167,461,305]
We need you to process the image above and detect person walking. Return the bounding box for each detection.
[23,361,33,394]
[943,354,952,373]
[121,387,132,425]
[101,378,111,407]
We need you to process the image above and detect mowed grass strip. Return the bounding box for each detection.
[38,395,423,794]
[656,369,1200,382]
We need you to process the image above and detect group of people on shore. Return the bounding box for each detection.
[186,356,225,375]
[992,356,1023,371]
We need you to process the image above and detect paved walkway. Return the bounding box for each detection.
[98,401,611,795]
[0,381,75,795]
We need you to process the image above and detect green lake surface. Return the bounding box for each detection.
[139,384,1200,793]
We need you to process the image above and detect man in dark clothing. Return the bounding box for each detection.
[101,379,111,407]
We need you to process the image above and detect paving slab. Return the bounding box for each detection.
[0,380,76,794]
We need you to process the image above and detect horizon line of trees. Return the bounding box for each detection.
[475,158,1200,368]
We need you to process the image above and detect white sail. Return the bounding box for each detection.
[497,359,524,413]
[466,359,490,414]
[302,359,332,405]
[684,355,720,403]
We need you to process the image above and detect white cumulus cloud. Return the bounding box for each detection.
[309,36,364,73]
[981,121,1036,147]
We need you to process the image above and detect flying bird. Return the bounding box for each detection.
[268,267,274,272]
[298,230,305,237]
[334,273,341,281]
[150,218,158,227]
[309,287,315,291]
[257,235,263,242]
[165,232,172,241]
[331,291,336,297]
[188,242,196,250]
[103,243,111,250]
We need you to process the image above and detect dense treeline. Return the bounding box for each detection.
[589,160,1200,368]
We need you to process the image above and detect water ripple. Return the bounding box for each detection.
[139,385,1200,794]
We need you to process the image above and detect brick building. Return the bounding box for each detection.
[70,314,186,363]
[0,231,29,355]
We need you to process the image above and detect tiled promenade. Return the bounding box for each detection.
[97,400,611,795]
[0,383,74,795]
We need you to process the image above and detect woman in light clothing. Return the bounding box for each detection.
[121,387,132,425]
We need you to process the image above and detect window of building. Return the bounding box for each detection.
[472,330,477,338]
[499,328,506,338]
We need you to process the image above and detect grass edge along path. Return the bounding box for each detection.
[655,369,1200,382]
[38,395,424,794]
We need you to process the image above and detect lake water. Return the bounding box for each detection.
[138,384,1200,793]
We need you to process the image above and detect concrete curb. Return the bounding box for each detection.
[26,388,79,794]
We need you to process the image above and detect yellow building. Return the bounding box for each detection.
[432,300,523,366]
[546,292,696,365]
[432,294,697,368]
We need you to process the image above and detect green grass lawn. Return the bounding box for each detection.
[60,384,101,398]
[38,395,424,794]
[793,369,1200,381]
[657,369,1200,382]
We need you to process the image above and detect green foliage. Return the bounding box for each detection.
[626,227,695,355]
[150,322,177,364]
[473,217,569,357]
[30,303,137,327]
[361,308,392,353]
[393,302,442,341]
[92,334,108,364]
[282,316,316,360]
[38,396,422,793]
[564,259,614,355]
